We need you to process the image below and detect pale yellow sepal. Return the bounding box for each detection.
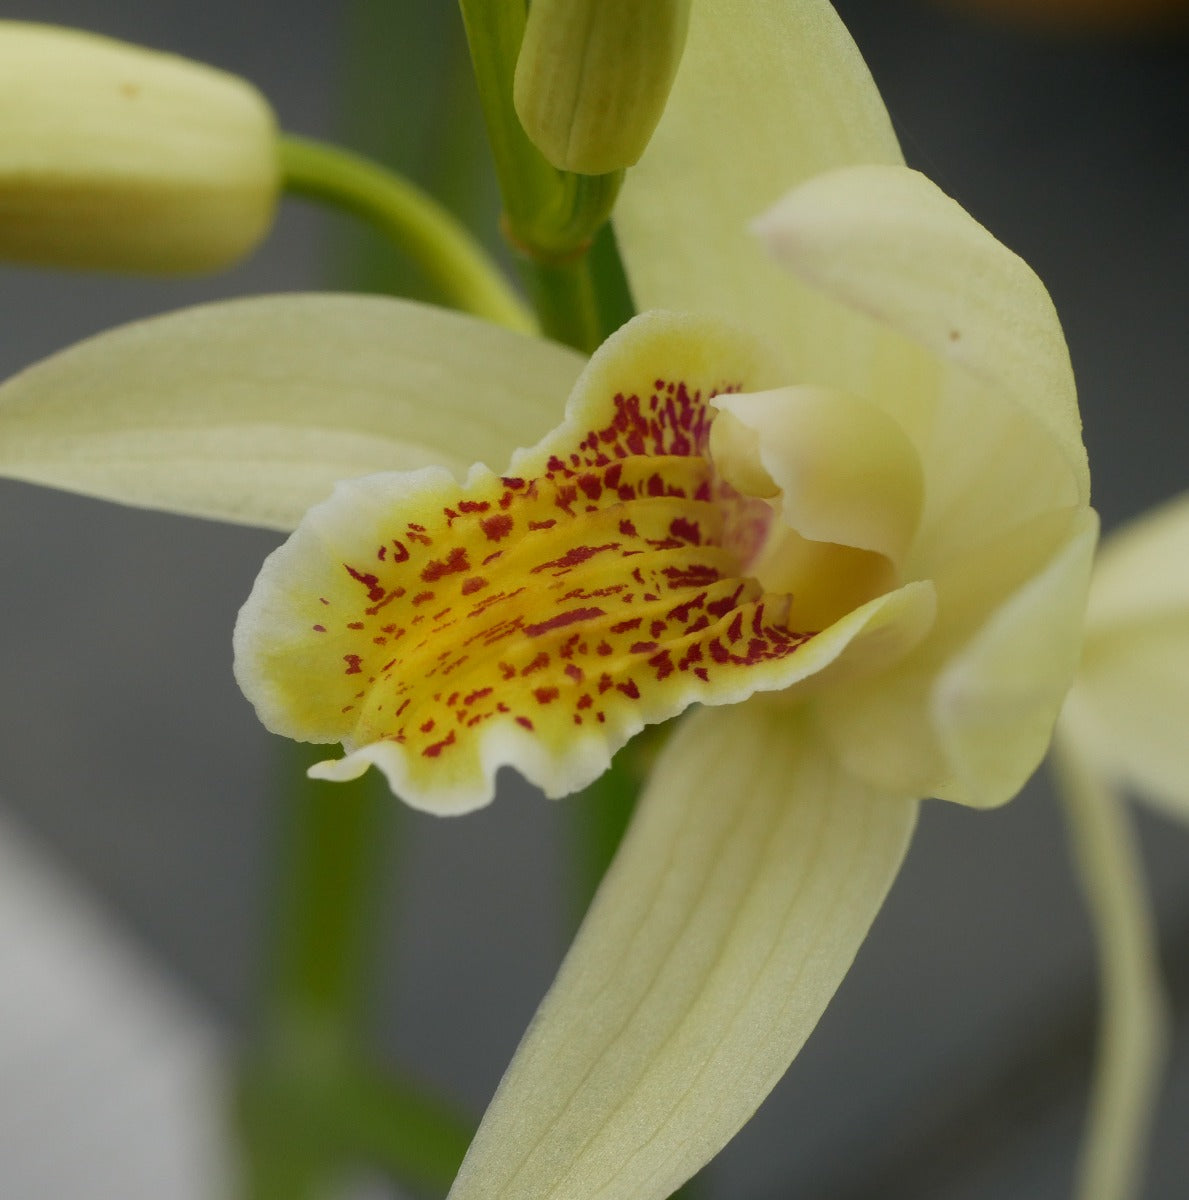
[0,21,280,274]
[616,0,903,394]
[754,163,1089,506]
[447,704,917,1200]
[513,0,690,175]
[1063,495,1189,818]
[0,294,584,530]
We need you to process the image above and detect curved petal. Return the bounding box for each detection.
[754,164,1089,506]
[1051,735,1168,1200]
[1061,495,1189,818]
[0,294,584,530]
[931,505,1097,807]
[447,703,917,1200]
[821,506,1097,804]
[615,0,904,390]
[712,385,924,566]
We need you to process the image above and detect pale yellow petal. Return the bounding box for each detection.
[712,385,924,567]
[755,164,1089,505]
[0,294,584,530]
[615,0,905,393]
[1052,734,1168,1200]
[932,506,1098,806]
[905,362,1082,573]
[447,703,917,1200]
[821,507,1097,803]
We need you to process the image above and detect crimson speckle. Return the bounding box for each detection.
[421,545,470,582]
[479,513,513,541]
[423,730,456,758]
[345,564,385,603]
[524,607,606,638]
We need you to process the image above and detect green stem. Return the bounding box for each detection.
[280,134,534,333]
[527,254,603,356]
[457,0,556,238]
[263,744,391,1051]
[457,0,622,350]
[238,1054,474,1199]
[238,745,392,1199]
[337,1066,474,1191]
[240,751,477,1200]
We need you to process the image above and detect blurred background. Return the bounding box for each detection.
[0,1,1186,1197]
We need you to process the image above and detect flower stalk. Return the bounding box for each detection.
[280,134,534,333]
[457,0,623,353]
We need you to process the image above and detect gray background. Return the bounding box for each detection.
[1,1,1187,1196]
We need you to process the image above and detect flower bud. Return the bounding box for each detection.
[513,0,690,176]
[0,21,280,274]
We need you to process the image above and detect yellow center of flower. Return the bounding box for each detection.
[324,383,808,763]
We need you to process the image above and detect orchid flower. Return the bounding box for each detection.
[0,0,1151,1196]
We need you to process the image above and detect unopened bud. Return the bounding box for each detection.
[513,0,690,176]
[0,21,280,274]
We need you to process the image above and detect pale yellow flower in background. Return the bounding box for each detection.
[1063,494,1189,819]
[1055,494,1189,1200]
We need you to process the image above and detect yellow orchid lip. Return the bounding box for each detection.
[312,405,806,752]
[235,311,933,813]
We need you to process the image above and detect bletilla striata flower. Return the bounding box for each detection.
[226,3,1094,1197]
[0,2,1106,1197]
